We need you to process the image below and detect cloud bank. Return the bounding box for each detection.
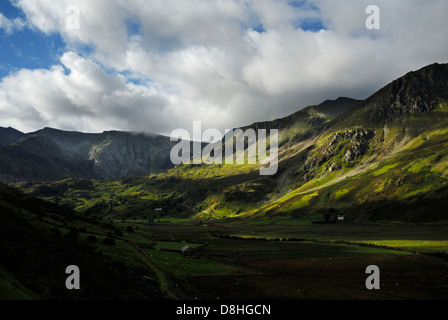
[1,0,448,134]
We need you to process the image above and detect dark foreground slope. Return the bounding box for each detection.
[0,183,162,299]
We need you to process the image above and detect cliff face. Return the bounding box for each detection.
[87,131,176,180]
[0,128,177,182]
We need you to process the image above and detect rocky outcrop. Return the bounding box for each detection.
[301,128,374,181]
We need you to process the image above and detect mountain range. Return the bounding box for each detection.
[0,128,178,182]
[4,62,448,223]
[0,99,361,183]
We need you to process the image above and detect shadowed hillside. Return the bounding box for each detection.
[0,183,162,299]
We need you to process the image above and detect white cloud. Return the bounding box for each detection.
[0,12,27,34]
[0,52,178,134]
[1,0,448,134]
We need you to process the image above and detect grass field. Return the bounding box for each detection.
[109,220,448,300]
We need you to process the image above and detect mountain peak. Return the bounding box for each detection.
[314,97,361,119]
[364,62,448,124]
[398,62,448,87]
[0,126,25,146]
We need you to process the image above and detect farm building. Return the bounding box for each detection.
[180,245,193,256]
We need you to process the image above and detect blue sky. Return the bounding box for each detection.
[0,1,65,79]
[1,0,448,135]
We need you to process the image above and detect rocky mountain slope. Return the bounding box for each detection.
[0,128,178,182]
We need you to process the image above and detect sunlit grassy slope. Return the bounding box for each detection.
[246,102,448,222]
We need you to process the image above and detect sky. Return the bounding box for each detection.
[0,0,447,136]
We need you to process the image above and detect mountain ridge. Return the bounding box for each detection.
[0,97,362,182]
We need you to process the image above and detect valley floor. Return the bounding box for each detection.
[115,219,448,300]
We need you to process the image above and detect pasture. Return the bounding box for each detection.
[114,219,448,300]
